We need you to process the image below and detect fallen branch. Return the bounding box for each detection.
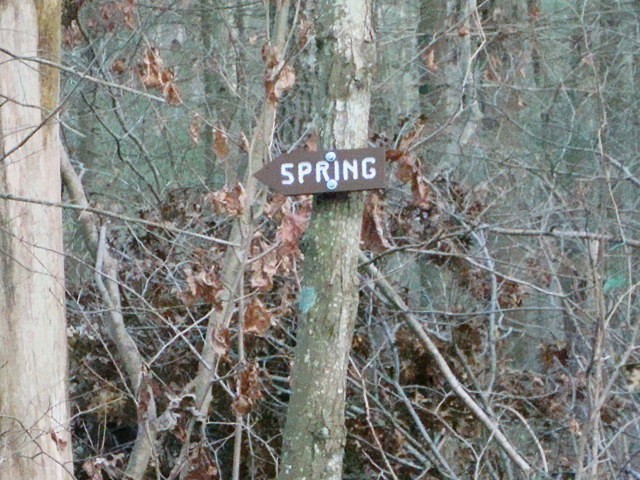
[358,251,533,476]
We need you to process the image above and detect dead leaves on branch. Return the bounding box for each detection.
[213,127,230,159]
[250,237,279,292]
[96,0,137,32]
[207,183,247,217]
[388,149,433,211]
[211,327,231,356]
[244,297,273,335]
[233,361,264,415]
[249,195,311,292]
[362,192,391,253]
[179,265,223,309]
[138,47,182,105]
[189,114,201,144]
[275,195,311,259]
[423,48,438,72]
[262,43,296,104]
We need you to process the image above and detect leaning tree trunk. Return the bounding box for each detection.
[0,1,72,479]
[278,2,375,479]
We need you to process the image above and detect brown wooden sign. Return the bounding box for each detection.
[254,147,386,195]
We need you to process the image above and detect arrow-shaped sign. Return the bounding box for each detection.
[254,147,386,195]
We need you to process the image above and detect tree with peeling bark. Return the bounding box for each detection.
[0,1,73,479]
[278,2,375,479]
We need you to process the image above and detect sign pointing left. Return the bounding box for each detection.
[254,147,386,196]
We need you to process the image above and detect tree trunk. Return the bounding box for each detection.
[278,2,375,479]
[0,1,72,479]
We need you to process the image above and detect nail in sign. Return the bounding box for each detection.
[254,148,386,195]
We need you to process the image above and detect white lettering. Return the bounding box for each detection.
[342,159,358,181]
[282,156,379,187]
[281,163,294,185]
[298,162,313,183]
[316,161,330,183]
[362,157,376,179]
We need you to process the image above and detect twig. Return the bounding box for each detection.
[351,359,400,480]
[497,403,548,474]
[359,251,533,476]
[0,191,237,246]
[469,229,499,392]
[0,46,166,103]
[232,266,248,480]
[483,225,640,249]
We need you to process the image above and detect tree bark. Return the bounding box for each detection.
[0,1,73,478]
[278,2,375,479]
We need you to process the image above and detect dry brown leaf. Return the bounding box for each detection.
[262,42,296,103]
[213,127,230,158]
[82,460,104,480]
[250,239,278,292]
[298,13,313,48]
[411,175,432,210]
[83,454,125,480]
[138,47,164,89]
[361,192,391,253]
[239,132,250,153]
[233,396,252,416]
[122,0,137,29]
[164,82,182,105]
[264,194,287,219]
[398,120,426,151]
[208,183,247,217]
[304,131,319,152]
[233,362,263,415]
[189,114,201,144]
[244,298,273,335]
[396,154,419,183]
[63,21,84,47]
[111,58,126,75]
[211,327,231,356]
[276,198,311,258]
[273,64,296,102]
[138,47,182,105]
[581,53,595,67]
[385,149,405,162]
[568,417,581,435]
[261,43,279,70]
[530,5,541,21]
[624,363,640,391]
[424,48,437,72]
[179,266,223,308]
[50,430,68,452]
[137,368,151,423]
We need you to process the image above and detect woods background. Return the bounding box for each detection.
[2,0,640,479]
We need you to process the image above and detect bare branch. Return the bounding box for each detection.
[359,252,533,476]
[0,47,166,103]
[0,191,237,247]
[483,225,640,249]
[61,153,157,480]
